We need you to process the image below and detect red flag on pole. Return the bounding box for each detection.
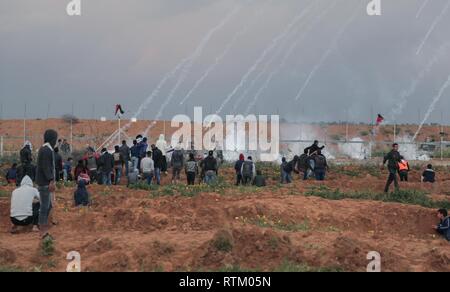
[376,114,384,126]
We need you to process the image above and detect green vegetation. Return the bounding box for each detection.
[329,164,382,178]
[0,265,23,272]
[40,236,55,257]
[212,234,233,253]
[56,180,76,189]
[305,185,450,209]
[274,261,344,272]
[0,154,20,166]
[434,148,450,159]
[252,215,311,232]
[130,178,240,198]
[206,261,344,272]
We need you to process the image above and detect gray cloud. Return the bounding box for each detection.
[0,0,449,124]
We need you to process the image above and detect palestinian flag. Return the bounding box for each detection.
[376,114,384,126]
[115,104,125,117]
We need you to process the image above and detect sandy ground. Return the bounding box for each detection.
[0,166,449,272]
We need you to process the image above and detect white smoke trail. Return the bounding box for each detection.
[233,5,313,113]
[214,5,312,116]
[231,1,317,112]
[102,6,241,147]
[389,42,450,122]
[142,6,242,136]
[416,0,430,18]
[416,0,450,55]
[294,2,361,102]
[412,73,450,141]
[244,0,338,114]
[179,5,267,106]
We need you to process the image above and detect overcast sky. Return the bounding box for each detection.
[0,0,450,124]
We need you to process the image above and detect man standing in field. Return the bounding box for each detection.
[382,143,402,193]
[36,129,58,239]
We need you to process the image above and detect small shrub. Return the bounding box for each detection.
[41,236,55,256]
[0,265,23,272]
[212,234,233,253]
[274,260,344,272]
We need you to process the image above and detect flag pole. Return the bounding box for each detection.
[118,116,121,146]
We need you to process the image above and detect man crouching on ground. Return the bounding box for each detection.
[433,209,450,242]
[10,176,40,234]
[36,129,58,239]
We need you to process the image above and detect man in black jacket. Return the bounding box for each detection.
[36,129,58,238]
[201,151,218,185]
[383,143,402,193]
[20,142,33,165]
[304,140,325,156]
[119,140,131,176]
[151,144,163,185]
[98,148,114,185]
[54,147,63,182]
[18,141,34,185]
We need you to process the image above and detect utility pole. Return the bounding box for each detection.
[23,103,27,144]
[70,103,74,151]
[345,109,349,142]
[441,111,444,161]
[393,122,397,143]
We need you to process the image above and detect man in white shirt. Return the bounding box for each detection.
[140,151,155,185]
[10,176,40,233]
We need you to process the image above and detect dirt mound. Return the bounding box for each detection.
[423,248,450,272]
[0,247,16,265]
[83,237,114,253]
[1,163,449,272]
[192,228,295,271]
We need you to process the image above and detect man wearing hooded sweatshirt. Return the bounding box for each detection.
[36,129,58,238]
[156,135,168,173]
[18,141,34,185]
[241,156,256,185]
[234,154,245,185]
[10,176,40,233]
[20,141,33,166]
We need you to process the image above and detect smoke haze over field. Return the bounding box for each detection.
[0,0,450,124]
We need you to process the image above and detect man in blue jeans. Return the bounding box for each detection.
[98,148,114,185]
[313,150,328,181]
[36,129,58,239]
